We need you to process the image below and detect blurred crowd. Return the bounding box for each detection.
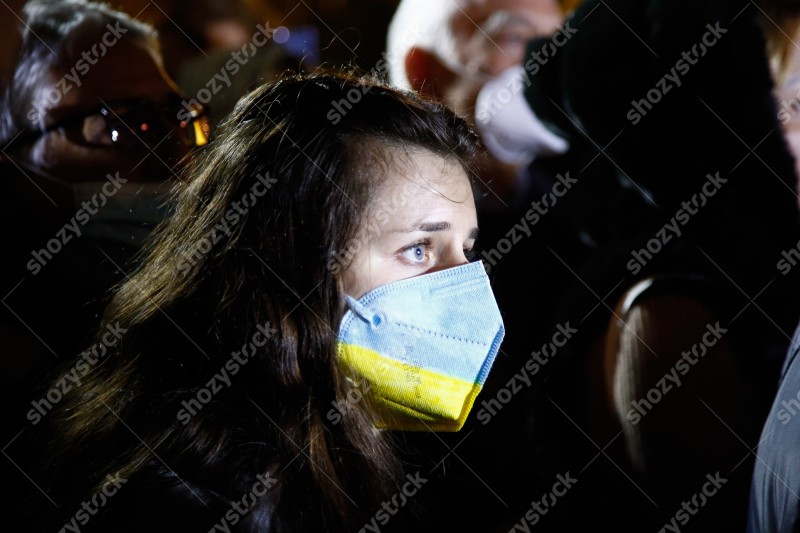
[2,0,800,531]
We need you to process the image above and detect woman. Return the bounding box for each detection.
[27,72,504,532]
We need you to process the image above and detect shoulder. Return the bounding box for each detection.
[749,326,800,531]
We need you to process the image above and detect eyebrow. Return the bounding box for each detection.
[415,221,480,240]
[418,221,451,232]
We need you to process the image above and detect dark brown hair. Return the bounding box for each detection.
[38,71,479,530]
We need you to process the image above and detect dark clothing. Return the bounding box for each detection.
[407,0,800,531]
[22,462,287,533]
[749,324,800,533]
[0,161,166,531]
[523,0,800,377]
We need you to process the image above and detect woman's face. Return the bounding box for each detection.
[343,147,478,299]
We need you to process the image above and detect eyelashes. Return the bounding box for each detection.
[398,239,432,265]
[396,238,477,266]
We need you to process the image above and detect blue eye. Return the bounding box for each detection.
[400,242,430,264]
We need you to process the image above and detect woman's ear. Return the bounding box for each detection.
[404,47,457,100]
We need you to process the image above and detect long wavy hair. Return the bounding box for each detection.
[35,72,479,530]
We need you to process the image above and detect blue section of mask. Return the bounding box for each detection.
[339,261,505,385]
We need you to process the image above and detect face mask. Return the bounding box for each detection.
[475,65,569,166]
[337,261,505,431]
[70,180,172,249]
[4,155,172,250]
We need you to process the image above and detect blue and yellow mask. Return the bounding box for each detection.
[337,261,505,432]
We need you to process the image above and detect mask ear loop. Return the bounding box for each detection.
[344,295,386,328]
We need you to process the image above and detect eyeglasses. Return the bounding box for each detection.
[8,96,211,150]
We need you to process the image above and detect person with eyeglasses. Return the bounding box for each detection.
[0,0,210,473]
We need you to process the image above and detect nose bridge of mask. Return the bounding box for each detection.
[338,261,505,431]
[345,263,495,346]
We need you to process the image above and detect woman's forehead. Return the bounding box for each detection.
[372,146,470,197]
[365,149,476,232]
